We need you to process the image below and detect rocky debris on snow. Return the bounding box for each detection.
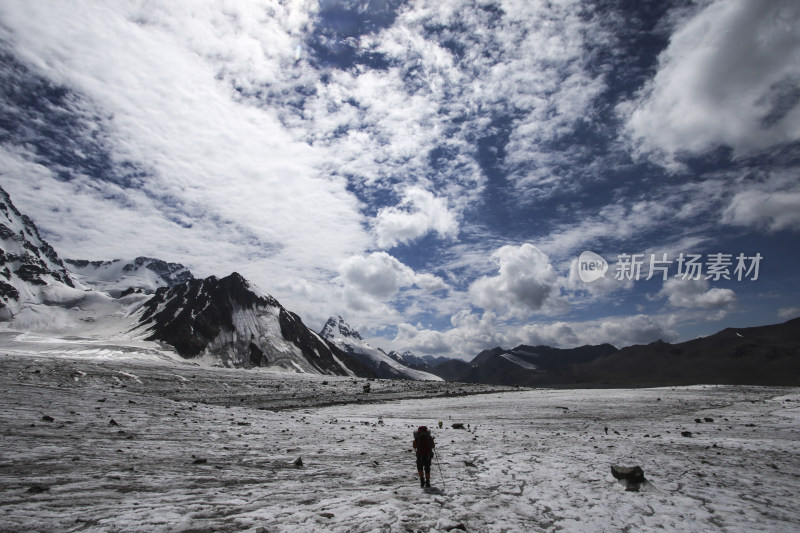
[452,423,465,429]
[26,485,50,494]
[681,431,693,437]
[293,457,303,467]
[41,415,54,422]
[611,465,646,492]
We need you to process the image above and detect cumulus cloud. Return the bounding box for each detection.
[372,187,459,248]
[657,278,737,313]
[338,252,447,311]
[469,243,568,317]
[723,189,800,232]
[391,310,677,359]
[621,0,800,166]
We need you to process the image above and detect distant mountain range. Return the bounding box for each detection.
[1,184,798,386]
[320,316,441,381]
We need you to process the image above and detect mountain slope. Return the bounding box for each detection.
[570,317,800,386]
[0,185,86,320]
[138,274,372,376]
[320,316,442,381]
[455,344,618,386]
[66,257,193,296]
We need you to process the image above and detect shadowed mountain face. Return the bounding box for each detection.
[138,273,373,376]
[569,318,800,387]
[436,344,619,386]
[0,185,75,317]
[435,318,800,387]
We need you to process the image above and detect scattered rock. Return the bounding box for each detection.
[193,458,208,465]
[464,461,477,468]
[681,431,693,438]
[319,512,334,519]
[704,417,714,423]
[41,415,54,422]
[109,419,119,426]
[448,524,467,531]
[363,384,371,393]
[293,457,304,467]
[27,485,50,494]
[611,465,645,492]
[695,418,703,423]
[452,423,465,429]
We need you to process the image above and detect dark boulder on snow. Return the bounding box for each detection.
[611,465,645,491]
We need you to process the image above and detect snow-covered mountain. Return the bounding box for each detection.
[0,185,370,376]
[136,274,371,375]
[387,350,427,367]
[65,257,193,296]
[320,316,442,381]
[0,186,84,320]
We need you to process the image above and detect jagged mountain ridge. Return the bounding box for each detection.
[0,186,76,318]
[321,316,442,381]
[387,350,427,367]
[139,272,370,376]
[137,273,373,375]
[66,257,194,296]
[0,185,371,376]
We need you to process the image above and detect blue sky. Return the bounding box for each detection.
[1,0,799,359]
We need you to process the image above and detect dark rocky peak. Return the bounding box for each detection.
[124,256,194,286]
[139,272,279,357]
[321,315,363,340]
[0,185,74,298]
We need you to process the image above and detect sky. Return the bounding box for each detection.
[1,0,799,360]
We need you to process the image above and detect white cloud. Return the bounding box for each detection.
[723,189,800,232]
[778,307,800,320]
[657,278,736,313]
[338,251,447,311]
[0,1,372,313]
[390,310,678,359]
[469,243,568,317]
[372,187,459,248]
[621,0,800,166]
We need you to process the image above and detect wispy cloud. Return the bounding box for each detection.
[1,0,796,351]
[620,0,800,167]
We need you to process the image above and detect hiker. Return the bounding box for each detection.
[413,425,435,488]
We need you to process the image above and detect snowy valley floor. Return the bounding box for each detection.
[1,350,799,532]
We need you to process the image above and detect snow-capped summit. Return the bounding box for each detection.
[321,315,363,341]
[65,257,194,296]
[387,350,427,367]
[0,185,79,319]
[138,273,371,375]
[320,316,442,381]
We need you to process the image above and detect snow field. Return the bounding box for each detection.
[0,353,798,532]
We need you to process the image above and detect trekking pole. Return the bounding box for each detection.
[434,449,446,490]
